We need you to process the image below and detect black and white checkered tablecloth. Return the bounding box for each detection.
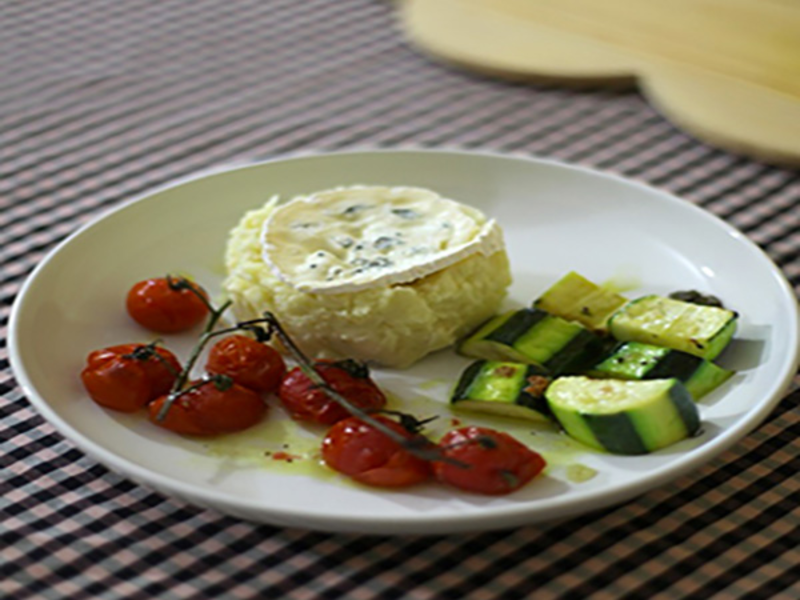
[2,1,799,598]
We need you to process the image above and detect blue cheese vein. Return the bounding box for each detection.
[261,186,505,294]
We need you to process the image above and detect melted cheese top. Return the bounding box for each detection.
[261,186,504,294]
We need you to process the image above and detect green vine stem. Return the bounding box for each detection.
[153,279,464,466]
[155,291,232,421]
[260,312,464,466]
[168,301,232,395]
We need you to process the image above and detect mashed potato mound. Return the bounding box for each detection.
[223,197,512,368]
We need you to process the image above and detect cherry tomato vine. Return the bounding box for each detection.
[81,274,547,493]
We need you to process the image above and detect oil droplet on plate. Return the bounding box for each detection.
[565,463,598,483]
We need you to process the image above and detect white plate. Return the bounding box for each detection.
[9,150,800,535]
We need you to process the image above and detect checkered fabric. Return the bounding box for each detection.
[2,1,799,598]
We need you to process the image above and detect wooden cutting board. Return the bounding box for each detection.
[400,0,800,166]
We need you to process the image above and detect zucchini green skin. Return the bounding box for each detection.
[588,341,734,400]
[545,376,700,455]
[608,295,738,360]
[451,360,551,422]
[534,271,628,333]
[459,308,607,375]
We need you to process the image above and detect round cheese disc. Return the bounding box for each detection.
[261,186,504,294]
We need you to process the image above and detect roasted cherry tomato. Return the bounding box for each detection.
[321,416,432,487]
[81,343,182,412]
[433,426,546,495]
[205,335,286,394]
[278,359,387,425]
[126,276,209,333]
[148,377,267,436]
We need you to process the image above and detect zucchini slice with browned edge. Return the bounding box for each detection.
[459,308,607,375]
[534,271,628,334]
[609,295,737,360]
[545,376,700,455]
[588,341,734,400]
[451,360,552,422]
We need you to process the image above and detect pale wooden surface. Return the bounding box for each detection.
[401,0,800,165]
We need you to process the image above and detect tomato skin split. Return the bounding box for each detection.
[148,379,267,436]
[278,360,387,425]
[205,335,286,394]
[81,344,182,412]
[321,416,432,488]
[126,277,209,334]
[433,426,546,495]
